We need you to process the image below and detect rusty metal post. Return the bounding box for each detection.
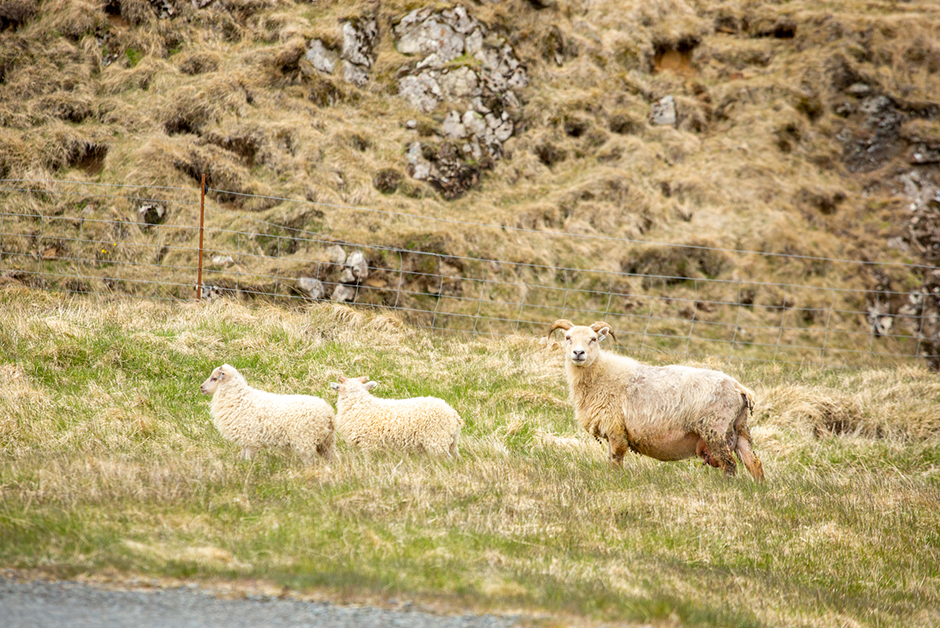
[197,173,206,300]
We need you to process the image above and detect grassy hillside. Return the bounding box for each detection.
[2,0,940,369]
[1,288,938,627]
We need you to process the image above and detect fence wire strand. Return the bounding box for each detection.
[0,178,936,369]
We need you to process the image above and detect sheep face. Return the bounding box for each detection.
[330,375,379,394]
[549,320,613,368]
[200,364,232,395]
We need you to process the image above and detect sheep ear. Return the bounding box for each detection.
[590,322,616,343]
[364,381,378,390]
[330,382,339,390]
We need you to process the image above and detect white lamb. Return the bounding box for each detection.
[200,364,336,463]
[548,320,765,480]
[330,375,463,457]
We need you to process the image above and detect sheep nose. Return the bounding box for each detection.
[572,349,585,360]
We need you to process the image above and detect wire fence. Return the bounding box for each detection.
[1,177,937,370]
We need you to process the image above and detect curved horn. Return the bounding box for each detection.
[590,321,617,343]
[547,319,574,337]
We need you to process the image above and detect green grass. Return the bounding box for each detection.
[1,288,939,627]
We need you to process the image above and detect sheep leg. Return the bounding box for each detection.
[734,425,765,482]
[240,446,257,460]
[449,436,460,459]
[607,432,630,468]
[700,431,736,477]
[317,433,336,462]
[732,404,765,481]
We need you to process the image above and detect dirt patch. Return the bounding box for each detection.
[653,40,698,78]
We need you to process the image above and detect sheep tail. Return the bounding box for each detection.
[736,382,756,417]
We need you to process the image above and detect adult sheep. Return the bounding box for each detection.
[330,375,462,457]
[200,364,336,463]
[548,320,764,480]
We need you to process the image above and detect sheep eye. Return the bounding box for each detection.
[590,338,596,343]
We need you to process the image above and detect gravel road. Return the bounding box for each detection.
[0,577,521,628]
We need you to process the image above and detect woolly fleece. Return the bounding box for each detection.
[332,376,463,457]
[200,364,336,462]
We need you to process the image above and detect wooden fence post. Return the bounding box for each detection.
[196,173,206,300]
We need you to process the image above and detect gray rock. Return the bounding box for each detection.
[345,251,369,282]
[343,61,370,87]
[886,236,910,252]
[342,18,377,68]
[331,283,357,302]
[911,145,940,164]
[296,277,324,300]
[859,95,893,115]
[444,6,475,34]
[398,72,443,112]
[394,8,434,55]
[847,83,871,96]
[652,95,677,126]
[394,6,525,112]
[442,111,467,139]
[395,9,468,61]
[471,97,490,114]
[339,17,378,86]
[392,5,526,193]
[138,203,166,226]
[464,29,484,55]
[210,255,234,268]
[493,119,514,142]
[306,39,338,75]
[440,66,479,100]
[462,110,487,137]
[153,0,176,18]
[407,142,431,180]
[326,244,346,266]
[200,284,223,300]
[339,267,356,284]
[415,25,464,68]
[867,301,893,337]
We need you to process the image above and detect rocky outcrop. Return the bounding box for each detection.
[837,85,940,174]
[301,6,525,199]
[651,95,677,127]
[394,7,526,115]
[394,7,526,198]
[896,271,940,372]
[305,16,378,87]
[341,17,378,87]
[866,169,940,370]
[393,7,525,198]
[137,202,167,227]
